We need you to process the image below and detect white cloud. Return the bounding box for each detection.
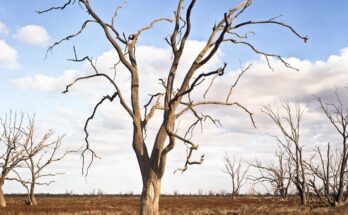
[0,40,20,70]
[14,25,50,46]
[9,41,348,194]
[11,70,78,92]
[0,21,9,35]
[12,43,348,147]
[206,49,348,107]
[11,40,222,98]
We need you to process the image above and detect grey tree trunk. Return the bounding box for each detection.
[0,181,6,207]
[132,123,162,215]
[300,189,307,205]
[297,177,307,205]
[140,172,161,215]
[300,161,307,205]
[336,145,348,205]
[29,182,37,205]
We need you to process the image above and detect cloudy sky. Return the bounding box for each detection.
[1,0,348,195]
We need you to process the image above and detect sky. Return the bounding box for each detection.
[0,0,348,195]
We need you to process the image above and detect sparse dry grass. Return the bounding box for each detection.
[0,195,348,215]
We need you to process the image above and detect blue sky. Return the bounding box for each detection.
[1,0,348,194]
[1,1,347,72]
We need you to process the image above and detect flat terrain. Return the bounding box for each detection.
[1,195,348,215]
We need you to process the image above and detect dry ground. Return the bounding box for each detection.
[1,195,348,215]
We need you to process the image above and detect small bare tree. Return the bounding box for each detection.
[315,90,348,205]
[222,153,248,197]
[262,102,308,205]
[0,112,28,207]
[249,147,292,198]
[306,143,342,206]
[8,117,70,206]
[37,0,307,213]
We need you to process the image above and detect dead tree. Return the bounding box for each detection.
[8,117,69,206]
[249,147,292,198]
[306,143,342,206]
[0,112,28,207]
[315,90,348,205]
[222,153,248,197]
[37,0,307,214]
[262,102,308,205]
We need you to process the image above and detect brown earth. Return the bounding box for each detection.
[0,195,348,215]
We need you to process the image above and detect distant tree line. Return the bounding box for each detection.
[223,88,348,207]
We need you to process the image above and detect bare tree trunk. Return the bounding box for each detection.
[300,156,307,205]
[0,180,6,207]
[140,172,161,215]
[300,188,307,205]
[295,182,307,205]
[297,170,307,205]
[132,123,161,215]
[136,120,171,214]
[29,182,37,205]
[336,142,347,205]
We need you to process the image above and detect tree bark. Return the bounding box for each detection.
[300,189,307,205]
[336,141,348,205]
[139,172,161,215]
[0,180,6,207]
[300,160,307,205]
[29,182,37,205]
[132,122,162,215]
[295,173,307,205]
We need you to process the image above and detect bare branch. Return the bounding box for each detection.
[65,48,134,118]
[81,0,135,73]
[183,106,221,140]
[226,63,252,103]
[81,92,118,176]
[225,39,298,71]
[233,19,308,43]
[203,73,219,99]
[111,0,128,28]
[165,128,204,174]
[143,93,164,129]
[133,18,174,40]
[36,0,75,14]
[46,20,94,56]
[172,63,227,103]
[177,101,256,129]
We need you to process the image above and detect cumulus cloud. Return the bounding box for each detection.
[207,48,348,107]
[14,25,50,46]
[9,41,348,193]
[0,40,20,70]
[11,40,221,97]
[11,70,78,92]
[0,21,9,35]
[12,43,348,146]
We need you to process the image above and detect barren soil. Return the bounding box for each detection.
[1,195,348,215]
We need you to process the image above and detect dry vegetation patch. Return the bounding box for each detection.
[1,195,348,215]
